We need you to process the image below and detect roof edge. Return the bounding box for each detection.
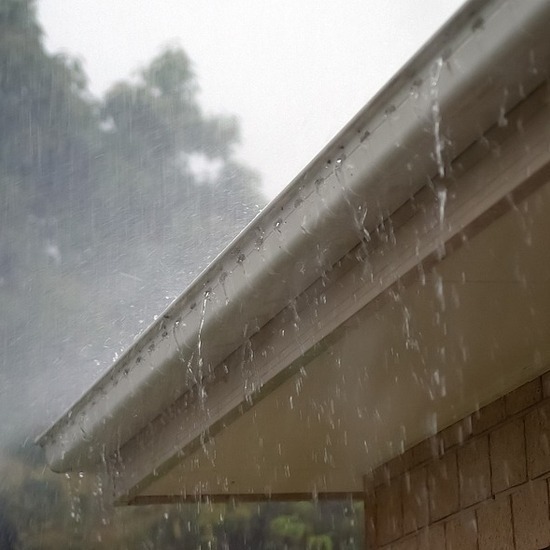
[38,0,550,473]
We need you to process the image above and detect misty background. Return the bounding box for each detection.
[38,0,465,199]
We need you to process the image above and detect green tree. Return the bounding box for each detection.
[269,514,308,548]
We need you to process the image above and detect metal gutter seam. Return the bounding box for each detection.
[38,0,550,473]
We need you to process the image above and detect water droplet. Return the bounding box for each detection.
[498,107,508,127]
[335,155,345,168]
[437,187,447,225]
[409,84,420,99]
[435,274,446,311]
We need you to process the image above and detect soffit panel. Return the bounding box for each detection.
[139,177,550,500]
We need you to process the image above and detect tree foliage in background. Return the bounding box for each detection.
[0,0,263,432]
[0,0,363,547]
[1,445,363,549]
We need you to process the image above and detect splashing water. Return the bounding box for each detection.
[430,57,445,178]
[437,187,447,225]
[196,289,211,408]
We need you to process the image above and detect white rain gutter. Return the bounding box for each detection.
[38,0,550,472]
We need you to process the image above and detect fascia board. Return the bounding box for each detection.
[113,95,550,502]
[38,0,550,473]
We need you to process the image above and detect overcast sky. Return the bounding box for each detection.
[38,0,465,198]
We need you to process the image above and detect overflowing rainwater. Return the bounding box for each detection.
[3,0,529,547]
[429,57,446,180]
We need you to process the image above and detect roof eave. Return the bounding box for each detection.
[39,0,550,473]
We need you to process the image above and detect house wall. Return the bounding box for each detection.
[364,370,550,549]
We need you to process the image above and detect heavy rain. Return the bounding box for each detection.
[4,0,550,549]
